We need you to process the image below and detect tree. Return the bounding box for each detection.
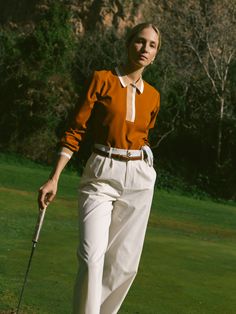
[147,0,236,197]
[0,3,77,161]
[158,0,236,167]
[183,0,236,166]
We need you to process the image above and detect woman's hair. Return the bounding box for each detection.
[126,22,161,53]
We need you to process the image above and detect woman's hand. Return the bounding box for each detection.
[38,178,58,210]
[37,147,73,209]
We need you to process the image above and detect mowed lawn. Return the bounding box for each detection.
[0,155,236,314]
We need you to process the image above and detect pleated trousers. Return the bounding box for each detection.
[73,152,156,314]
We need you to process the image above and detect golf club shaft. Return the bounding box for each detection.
[16,242,36,314]
[16,206,47,314]
[33,206,47,243]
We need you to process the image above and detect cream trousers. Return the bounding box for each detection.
[73,152,156,314]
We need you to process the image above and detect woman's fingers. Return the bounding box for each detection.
[38,180,57,209]
[47,191,56,203]
[38,187,47,209]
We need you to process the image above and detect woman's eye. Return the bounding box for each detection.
[135,38,144,44]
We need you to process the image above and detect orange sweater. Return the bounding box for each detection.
[61,67,160,152]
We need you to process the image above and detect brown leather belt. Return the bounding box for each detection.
[93,148,143,161]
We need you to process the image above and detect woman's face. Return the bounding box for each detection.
[127,27,159,69]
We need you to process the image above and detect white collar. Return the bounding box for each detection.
[115,66,144,94]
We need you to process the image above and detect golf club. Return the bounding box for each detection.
[15,205,48,314]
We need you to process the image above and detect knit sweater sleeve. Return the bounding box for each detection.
[60,71,102,152]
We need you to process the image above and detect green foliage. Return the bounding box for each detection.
[0,3,77,162]
[148,0,236,199]
[74,28,125,78]
[24,3,75,74]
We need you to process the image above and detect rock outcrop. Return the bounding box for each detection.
[0,0,154,35]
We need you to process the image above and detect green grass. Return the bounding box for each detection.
[0,155,236,313]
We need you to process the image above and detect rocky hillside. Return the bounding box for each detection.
[0,0,154,35]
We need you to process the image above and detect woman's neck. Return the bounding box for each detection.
[120,63,144,83]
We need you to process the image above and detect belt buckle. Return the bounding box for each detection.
[115,154,124,161]
[121,154,129,161]
[112,151,134,161]
[126,151,131,161]
[115,152,130,161]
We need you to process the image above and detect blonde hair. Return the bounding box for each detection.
[126,22,161,53]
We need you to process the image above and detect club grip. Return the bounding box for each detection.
[32,207,47,243]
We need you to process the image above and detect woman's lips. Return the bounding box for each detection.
[139,54,148,60]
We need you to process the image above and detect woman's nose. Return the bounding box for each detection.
[141,43,149,53]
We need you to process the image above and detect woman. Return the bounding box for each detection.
[38,22,161,314]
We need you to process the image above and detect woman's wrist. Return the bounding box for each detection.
[49,174,59,183]
[58,151,72,160]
